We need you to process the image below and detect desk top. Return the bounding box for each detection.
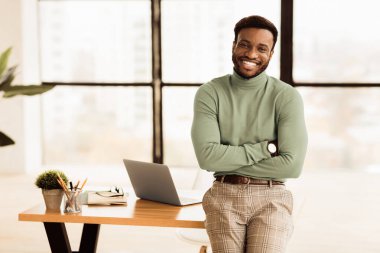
[19,197,205,229]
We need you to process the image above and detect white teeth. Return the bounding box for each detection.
[242,60,257,66]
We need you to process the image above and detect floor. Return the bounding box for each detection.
[1,169,379,253]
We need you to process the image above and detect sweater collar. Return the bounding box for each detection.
[231,69,268,88]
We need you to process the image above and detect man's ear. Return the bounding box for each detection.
[269,50,274,60]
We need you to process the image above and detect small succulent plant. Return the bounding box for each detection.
[35,170,68,190]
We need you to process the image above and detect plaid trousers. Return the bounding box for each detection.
[202,181,293,253]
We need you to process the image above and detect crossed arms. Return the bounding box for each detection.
[191,85,308,179]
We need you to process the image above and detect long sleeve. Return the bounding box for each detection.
[237,89,308,179]
[191,84,271,172]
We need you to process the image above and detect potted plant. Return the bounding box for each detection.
[0,47,54,146]
[35,170,68,210]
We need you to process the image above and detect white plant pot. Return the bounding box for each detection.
[42,189,64,211]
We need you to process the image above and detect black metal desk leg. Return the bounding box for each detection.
[78,223,100,253]
[43,222,72,253]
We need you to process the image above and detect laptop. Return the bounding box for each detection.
[123,159,202,206]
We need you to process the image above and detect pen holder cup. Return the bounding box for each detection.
[64,190,82,213]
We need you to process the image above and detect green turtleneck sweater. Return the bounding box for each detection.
[191,71,308,180]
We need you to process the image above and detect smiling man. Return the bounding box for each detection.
[191,15,308,253]
[232,28,274,78]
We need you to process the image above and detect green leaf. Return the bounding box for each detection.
[0,47,12,77]
[2,84,55,98]
[0,131,15,147]
[0,65,16,90]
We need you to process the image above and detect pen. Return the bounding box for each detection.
[74,180,80,190]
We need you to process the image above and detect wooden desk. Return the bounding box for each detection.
[19,198,205,253]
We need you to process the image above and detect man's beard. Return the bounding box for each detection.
[232,55,270,79]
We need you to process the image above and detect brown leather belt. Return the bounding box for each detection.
[215,175,284,186]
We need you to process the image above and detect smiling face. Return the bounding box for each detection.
[232,28,274,79]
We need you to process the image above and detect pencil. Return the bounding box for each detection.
[57,176,69,192]
[79,178,87,190]
[56,178,70,199]
[72,178,87,199]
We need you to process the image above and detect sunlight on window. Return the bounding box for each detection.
[42,86,153,166]
[294,0,380,82]
[38,0,380,175]
[162,87,198,167]
[39,1,151,83]
[299,87,380,172]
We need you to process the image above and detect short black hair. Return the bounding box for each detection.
[234,15,278,50]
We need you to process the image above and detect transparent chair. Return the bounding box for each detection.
[176,169,214,253]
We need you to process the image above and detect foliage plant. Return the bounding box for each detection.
[35,170,68,190]
[0,47,54,146]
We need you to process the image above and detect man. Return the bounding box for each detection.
[191,15,308,253]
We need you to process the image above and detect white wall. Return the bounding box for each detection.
[0,0,41,173]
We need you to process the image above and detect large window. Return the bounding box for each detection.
[39,0,153,166]
[39,0,380,173]
[39,0,280,167]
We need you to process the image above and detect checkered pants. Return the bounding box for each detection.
[202,181,293,253]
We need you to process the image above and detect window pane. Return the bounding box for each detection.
[298,87,380,171]
[42,86,152,166]
[163,87,198,167]
[294,0,380,83]
[39,1,151,83]
[162,0,280,83]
